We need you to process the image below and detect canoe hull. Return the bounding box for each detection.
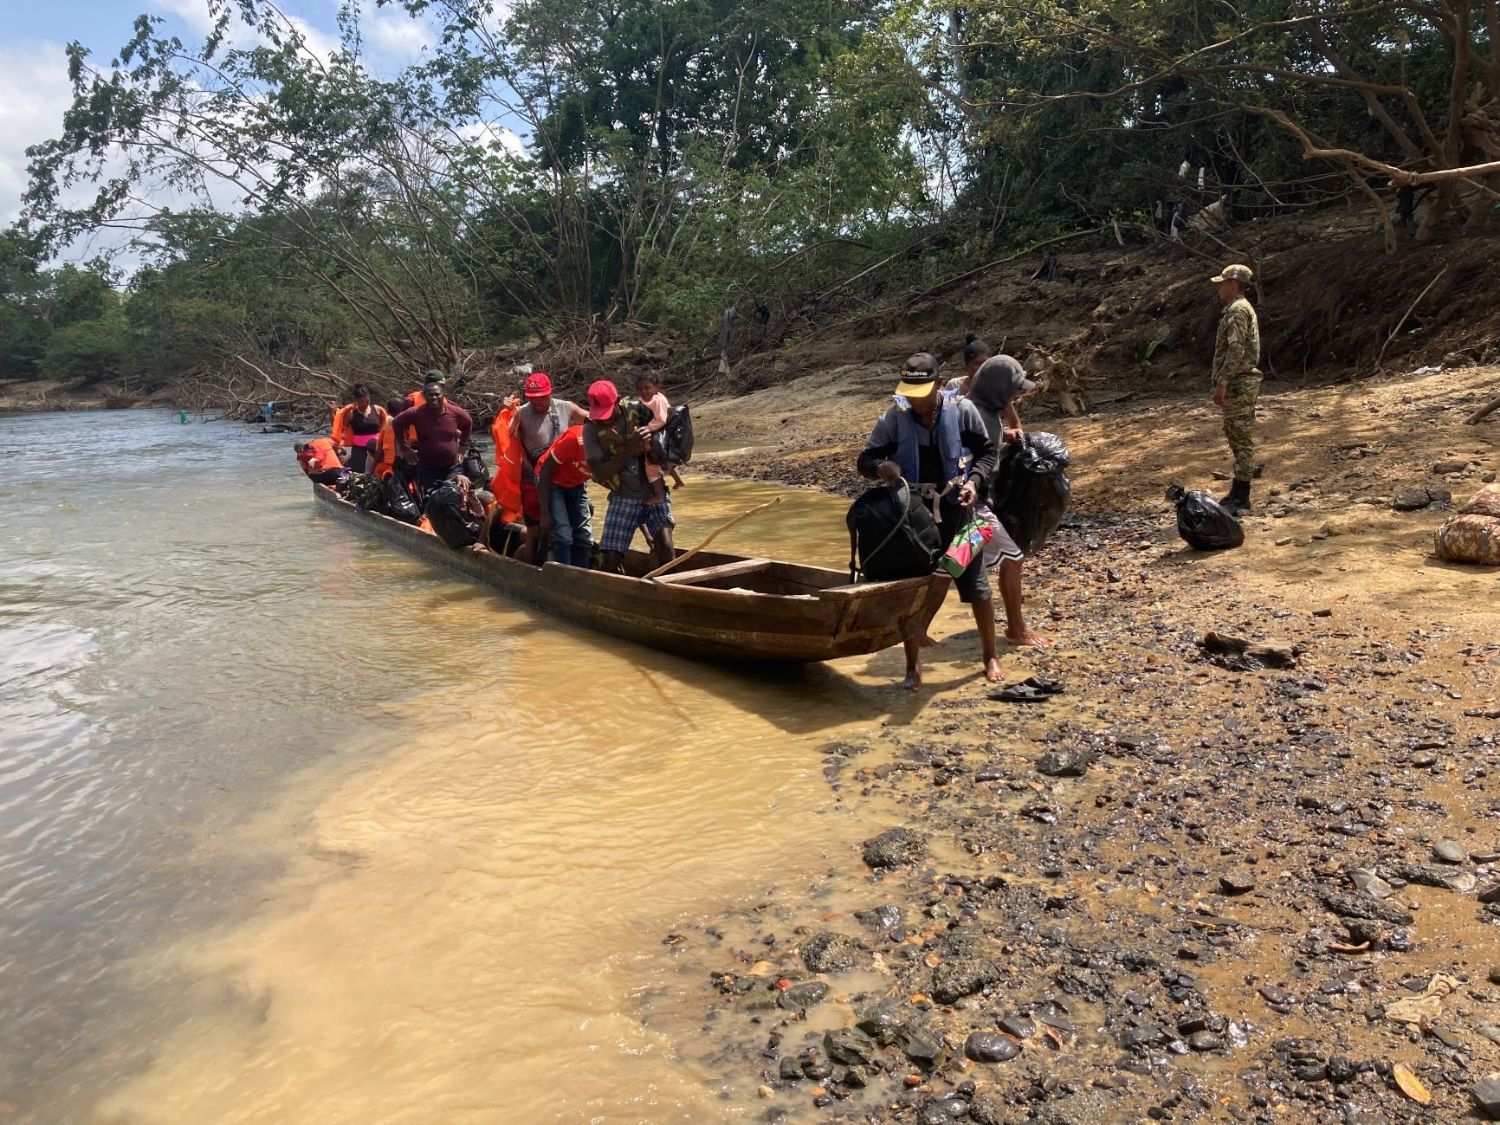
[314,485,948,665]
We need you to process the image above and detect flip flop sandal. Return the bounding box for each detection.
[988,683,1051,704]
[1022,675,1066,696]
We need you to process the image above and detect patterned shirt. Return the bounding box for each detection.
[1212,296,1260,382]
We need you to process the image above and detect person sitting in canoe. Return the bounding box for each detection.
[856,352,999,689]
[391,375,474,499]
[295,437,348,486]
[584,379,675,573]
[536,423,594,568]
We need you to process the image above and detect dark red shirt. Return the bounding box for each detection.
[393,402,473,471]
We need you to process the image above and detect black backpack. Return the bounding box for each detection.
[846,481,944,583]
[424,480,482,549]
[1167,483,1244,550]
[386,467,422,525]
[650,405,694,467]
[462,443,489,486]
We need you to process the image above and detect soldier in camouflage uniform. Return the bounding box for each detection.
[1209,263,1260,514]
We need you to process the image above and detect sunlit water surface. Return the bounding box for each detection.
[0,411,917,1123]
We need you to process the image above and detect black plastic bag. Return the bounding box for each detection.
[650,404,694,467]
[462,444,489,485]
[424,480,482,549]
[847,481,944,582]
[990,432,1072,555]
[1167,483,1244,550]
[386,467,422,525]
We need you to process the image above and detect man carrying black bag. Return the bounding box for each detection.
[857,353,999,689]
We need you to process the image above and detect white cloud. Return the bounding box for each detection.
[360,0,435,66]
[0,41,75,228]
[153,0,219,37]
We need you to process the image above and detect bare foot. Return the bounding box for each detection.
[919,633,944,648]
[983,656,1005,683]
[898,668,923,691]
[1004,628,1049,647]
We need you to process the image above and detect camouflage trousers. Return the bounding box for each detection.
[1222,371,1261,482]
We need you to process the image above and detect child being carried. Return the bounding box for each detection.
[631,372,685,505]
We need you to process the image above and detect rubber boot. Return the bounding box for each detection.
[1224,478,1252,515]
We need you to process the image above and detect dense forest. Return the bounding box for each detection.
[3,0,1498,407]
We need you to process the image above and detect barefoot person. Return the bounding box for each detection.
[966,353,1046,647]
[857,352,1000,688]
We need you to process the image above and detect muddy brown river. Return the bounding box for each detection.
[0,411,919,1122]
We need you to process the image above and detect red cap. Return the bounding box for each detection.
[523,372,553,398]
[587,380,619,421]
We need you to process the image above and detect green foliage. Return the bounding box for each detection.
[14,0,1496,397]
[40,310,129,384]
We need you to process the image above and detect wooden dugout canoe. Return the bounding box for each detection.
[314,484,949,665]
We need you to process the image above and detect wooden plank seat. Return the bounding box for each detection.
[652,558,774,587]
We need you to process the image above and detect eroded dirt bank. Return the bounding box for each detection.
[665,364,1500,1122]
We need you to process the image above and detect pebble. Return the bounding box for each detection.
[1434,839,1468,864]
[1188,1031,1223,1052]
[1472,1073,1500,1119]
[1036,749,1091,778]
[964,1032,1020,1063]
[998,1014,1035,1039]
[1348,868,1395,900]
[1481,884,1500,905]
[801,932,859,973]
[1219,872,1255,895]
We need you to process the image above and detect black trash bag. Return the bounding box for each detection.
[846,481,944,582]
[462,443,489,485]
[650,404,694,467]
[423,479,482,549]
[344,472,387,513]
[385,467,422,525]
[1166,483,1244,550]
[990,431,1072,555]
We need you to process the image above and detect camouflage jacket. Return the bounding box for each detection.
[1211,296,1260,383]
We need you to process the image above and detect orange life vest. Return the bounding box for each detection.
[488,404,525,525]
[332,404,398,478]
[298,436,344,475]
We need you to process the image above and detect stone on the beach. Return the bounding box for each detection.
[1036,749,1092,777]
[862,826,928,869]
[823,1027,877,1067]
[801,932,859,973]
[1472,1073,1500,1119]
[931,958,1002,1004]
[963,1032,1019,1062]
[1433,839,1468,864]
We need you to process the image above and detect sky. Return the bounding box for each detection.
[0,0,450,253]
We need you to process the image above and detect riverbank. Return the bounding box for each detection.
[0,377,166,414]
[667,363,1500,1121]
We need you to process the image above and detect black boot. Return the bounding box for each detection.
[1223,478,1252,515]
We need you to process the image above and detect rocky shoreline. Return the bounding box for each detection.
[647,364,1500,1123]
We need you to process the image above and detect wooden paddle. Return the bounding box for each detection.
[644,496,783,580]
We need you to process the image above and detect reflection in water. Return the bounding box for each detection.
[0,411,908,1122]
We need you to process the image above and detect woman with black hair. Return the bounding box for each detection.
[331,383,393,475]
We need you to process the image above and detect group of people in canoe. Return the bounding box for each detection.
[296,337,1047,688]
[295,369,689,575]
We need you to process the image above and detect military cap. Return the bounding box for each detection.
[1210,263,1253,284]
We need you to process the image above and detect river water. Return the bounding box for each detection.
[0,411,926,1123]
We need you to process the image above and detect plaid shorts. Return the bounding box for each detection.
[599,492,675,554]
